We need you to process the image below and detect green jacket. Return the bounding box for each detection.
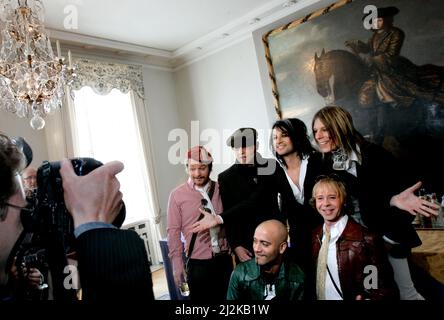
[227,258,305,300]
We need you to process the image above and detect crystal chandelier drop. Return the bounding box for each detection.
[0,0,75,130]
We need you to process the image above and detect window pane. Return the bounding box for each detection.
[73,87,151,225]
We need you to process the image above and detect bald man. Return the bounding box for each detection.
[227,219,305,300]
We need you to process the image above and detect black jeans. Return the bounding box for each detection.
[187,253,233,301]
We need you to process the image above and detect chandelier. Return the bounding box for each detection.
[0,0,75,130]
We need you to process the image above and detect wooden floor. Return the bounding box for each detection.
[151,265,169,299]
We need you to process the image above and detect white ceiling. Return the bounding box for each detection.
[44,0,272,51]
[39,0,317,67]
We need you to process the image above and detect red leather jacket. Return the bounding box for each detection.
[312,218,398,300]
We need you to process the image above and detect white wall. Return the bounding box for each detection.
[0,111,49,168]
[142,66,183,238]
[174,36,274,177]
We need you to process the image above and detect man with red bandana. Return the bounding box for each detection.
[167,146,232,301]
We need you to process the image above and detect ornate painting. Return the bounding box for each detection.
[263,0,444,196]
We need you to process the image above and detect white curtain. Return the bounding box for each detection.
[130,91,163,264]
[44,58,163,264]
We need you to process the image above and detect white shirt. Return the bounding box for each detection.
[322,215,348,300]
[194,180,221,253]
[344,146,366,226]
[345,146,361,177]
[281,157,308,205]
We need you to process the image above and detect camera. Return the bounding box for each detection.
[32,157,125,253]
[14,157,126,300]
[15,234,48,276]
[12,232,49,299]
[21,249,46,269]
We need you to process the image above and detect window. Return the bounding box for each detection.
[72,86,152,225]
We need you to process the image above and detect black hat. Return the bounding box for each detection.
[376,6,399,18]
[363,7,399,18]
[226,127,257,148]
[364,6,399,19]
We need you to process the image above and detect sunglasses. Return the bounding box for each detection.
[0,201,34,217]
[4,202,33,212]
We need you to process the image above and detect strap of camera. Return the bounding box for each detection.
[327,265,344,299]
[185,181,216,270]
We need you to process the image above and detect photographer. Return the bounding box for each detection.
[1,132,154,301]
[0,133,26,299]
[60,159,154,301]
[21,166,38,199]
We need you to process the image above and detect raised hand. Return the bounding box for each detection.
[60,159,124,228]
[390,181,439,217]
[191,208,220,233]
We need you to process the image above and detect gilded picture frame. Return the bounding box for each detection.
[262,0,444,204]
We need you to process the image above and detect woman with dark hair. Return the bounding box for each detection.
[272,119,314,168]
[270,118,323,271]
[311,105,438,300]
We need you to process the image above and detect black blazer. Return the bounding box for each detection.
[277,154,324,271]
[76,228,155,301]
[218,154,285,252]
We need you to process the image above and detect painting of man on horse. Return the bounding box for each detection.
[313,5,444,145]
[264,0,444,193]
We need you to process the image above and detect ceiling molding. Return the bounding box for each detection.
[173,33,253,72]
[172,0,321,68]
[48,0,321,69]
[173,0,303,57]
[48,29,172,58]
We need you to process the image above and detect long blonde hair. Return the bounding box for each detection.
[312,106,365,160]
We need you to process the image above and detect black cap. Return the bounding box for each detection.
[364,6,399,20]
[376,6,399,18]
[226,127,257,148]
